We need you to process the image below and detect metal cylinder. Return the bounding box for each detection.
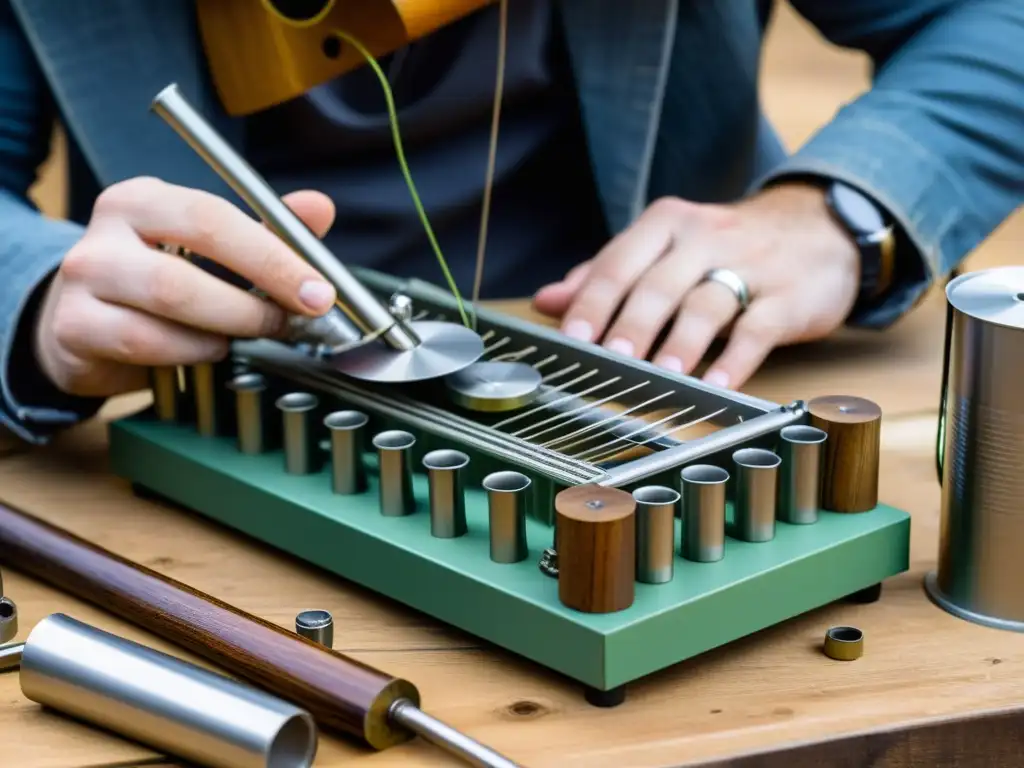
[18,613,317,768]
[373,430,417,517]
[928,266,1024,631]
[483,472,530,564]
[151,83,419,352]
[324,411,368,494]
[732,448,781,543]
[0,565,16,645]
[422,450,469,538]
[151,366,180,422]
[192,362,233,437]
[229,373,270,455]
[777,425,827,525]
[632,486,678,584]
[295,610,334,649]
[276,393,321,475]
[679,464,728,562]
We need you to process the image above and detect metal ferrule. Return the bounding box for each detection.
[229,373,270,455]
[778,425,827,525]
[483,472,530,564]
[151,84,419,352]
[324,411,368,495]
[373,430,417,517]
[679,464,728,562]
[276,392,322,475]
[632,486,679,584]
[284,307,362,349]
[388,698,520,768]
[732,448,781,543]
[422,450,470,538]
[295,610,334,649]
[18,613,317,768]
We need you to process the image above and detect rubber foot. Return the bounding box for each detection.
[584,684,626,708]
[844,582,883,604]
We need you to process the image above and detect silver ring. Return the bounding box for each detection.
[702,268,750,311]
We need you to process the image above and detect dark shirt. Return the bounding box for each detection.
[246,0,607,299]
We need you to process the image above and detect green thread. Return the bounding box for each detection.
[332,30,471,328]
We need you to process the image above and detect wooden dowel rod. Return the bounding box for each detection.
[0,502,418,750]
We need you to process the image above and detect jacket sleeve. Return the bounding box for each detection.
[757,0,1024,328]
[0,4,105,444]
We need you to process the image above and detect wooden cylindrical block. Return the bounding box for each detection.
[555,485,636,614]
[807,395,882,513]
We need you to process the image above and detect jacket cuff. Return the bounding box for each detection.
[0,216,105,445]
[752,115,966,329]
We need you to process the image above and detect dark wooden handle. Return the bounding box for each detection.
[0,502,418,750]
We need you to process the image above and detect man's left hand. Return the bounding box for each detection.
[532,182,862,390]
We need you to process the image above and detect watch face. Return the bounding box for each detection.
[831,182,885,235]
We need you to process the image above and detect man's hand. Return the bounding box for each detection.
[33,177,338,398]
[532,182,862,390]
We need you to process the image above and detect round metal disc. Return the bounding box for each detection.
[946,265,1024,330]
[327,320,484,383]
[444,361,543,412]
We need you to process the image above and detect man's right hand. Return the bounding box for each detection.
[32,177,338,398]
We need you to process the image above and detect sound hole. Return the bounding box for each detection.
[266,0,334,24]
[322,35,343,60]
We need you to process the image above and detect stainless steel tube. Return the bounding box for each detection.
[295,610,334,649]
[151,366,179,422]
[18,613,317,768]
[483,472,530,564]
[389,698,520,768]
[422,450,470,538]
[0,565,17,645]
[276,392,322,475]
[229,373,270,454]
[324,411,368,494]
[778,425,827,525]
[151,84,418,351]
[732,448,781,543]
[192,361,233,437]
[679,464,728,562]
[632,486,679,584]
[373,430,417,516]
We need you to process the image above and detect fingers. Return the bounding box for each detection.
[281,189,336,239]
[557,200,683,342]
[91,178,337,316]
[650,278,747,374]
[71,238,288,339]
[532,260,592,317]
[701,296,790,389]
[51,289,229,367]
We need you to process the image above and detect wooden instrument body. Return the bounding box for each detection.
[197,0,494,116]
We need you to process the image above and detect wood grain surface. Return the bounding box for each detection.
[808,396,882,513]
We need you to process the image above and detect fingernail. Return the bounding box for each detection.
[605,337,634,357]
[703,370,730,389]
[298,280,336,312]
[563,319,593,342]
[656,355,683,373]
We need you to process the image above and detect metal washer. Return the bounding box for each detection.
[444,361,543,413]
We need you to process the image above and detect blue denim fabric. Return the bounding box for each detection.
[3,0,1023,442]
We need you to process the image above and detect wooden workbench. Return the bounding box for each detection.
[3,293,1021,768]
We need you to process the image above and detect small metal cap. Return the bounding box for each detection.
[296,610,334,649]
[823,625,863,661]
[0,597,17,645]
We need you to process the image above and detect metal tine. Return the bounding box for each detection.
[490,346,537,362]
[491,372,614,429]
[483,336,512,355]
[540,362,580,382]
[532,354,558,370]
[513,381,652,440]
[412,309,431,320]
[539,391,678,450]
[573,406,705,461]
[481,330,497,342]
[583,407,728,464]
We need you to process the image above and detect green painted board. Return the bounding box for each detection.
[108,414,911,690]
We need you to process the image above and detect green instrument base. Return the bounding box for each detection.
[108,413,910,696]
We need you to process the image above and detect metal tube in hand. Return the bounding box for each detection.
[151,84,418,351]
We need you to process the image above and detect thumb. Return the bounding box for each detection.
[532,260,593,318]
[280,190,336,239]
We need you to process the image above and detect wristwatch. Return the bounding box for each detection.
[822,180,896,302]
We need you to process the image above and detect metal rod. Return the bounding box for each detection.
[573,406,700,462]
[512,381,651,439]
[632,486,678,584]
[483,472,530,563]
[229,372,270,454]
[492,372,613,429]
[277,392,322,475]
[324,410,368,494]
[733,448,781,543]
[0,642,24,672]
[151,83,418,351]
[679,464,728,562]
[531,389,669,446]
[423,450,470,538]
[389,698,520,768]
[778,424,827,525]
[597,404,806,488]
[373,430,417,516]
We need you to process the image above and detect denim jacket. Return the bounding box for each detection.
[2,0,1023,443]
